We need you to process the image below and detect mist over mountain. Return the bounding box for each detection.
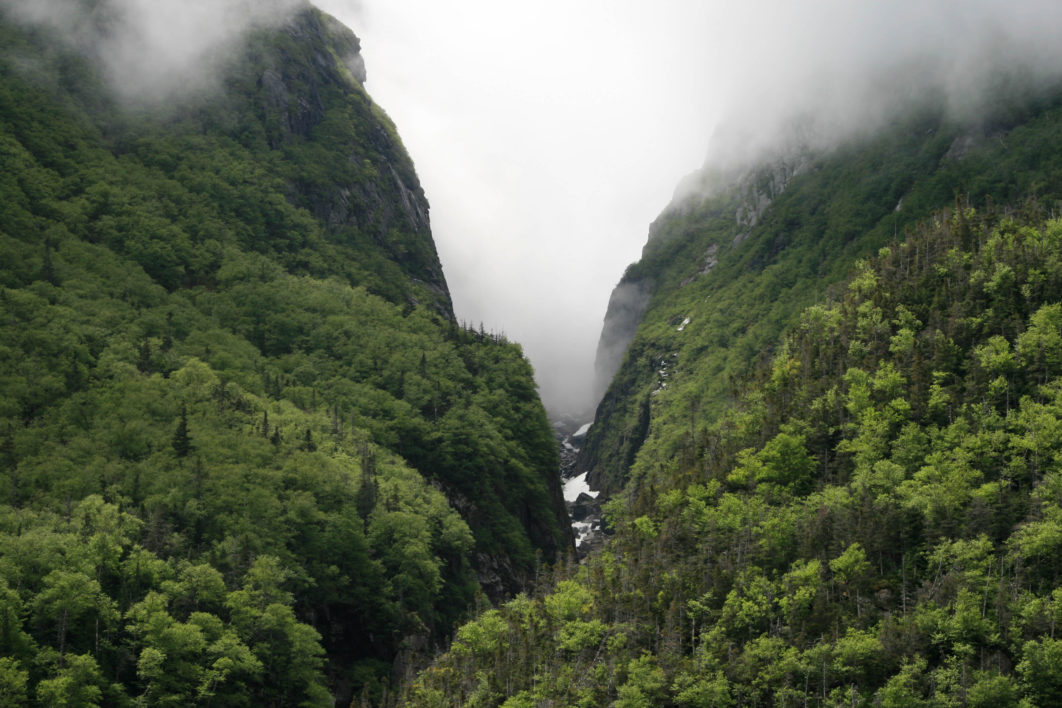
[580,0,1062,423]
[9,0,1062,704]
[0,0,312,105]
[0,4,570,703]
[383,4,1062,704]
[698,0,1062,175]
[310,0,1062,422]
[406,58,1062,708]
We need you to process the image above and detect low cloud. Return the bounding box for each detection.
[12,1,1061,419]
[1,0,306,104]
[703,0,1062,172]
[314,1,1062,419]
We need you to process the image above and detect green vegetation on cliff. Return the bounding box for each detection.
[581,90,1062,494]
[0,5,569,705]
[408,204,1062,707]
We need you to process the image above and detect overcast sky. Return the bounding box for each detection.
[310,0,1062,418]
[312,0,728,417]
[8,0,1061,417]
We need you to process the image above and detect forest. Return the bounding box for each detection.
[402,70,1062,706]
[9,0,1062,706]
[0,4,569,705]
[579,83,1062,497]
[407,203,1062,707]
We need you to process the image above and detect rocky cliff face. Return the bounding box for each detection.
[591,149,812,410]
[230,7,453,314]
[591,278,652,406]
[580,88,1062,499]
[579,148,812,493]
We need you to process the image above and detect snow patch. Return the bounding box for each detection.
[572,521,594,547]
[677,317,691,331]
[563,471,599,503]
[573,422,592,438]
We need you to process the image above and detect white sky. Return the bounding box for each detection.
[317,1,1062,415]
[314,0,724,416]
[8,0,1062,416]
[310,0,1062,416]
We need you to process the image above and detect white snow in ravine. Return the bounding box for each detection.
[573,422,592,438]
[563,471,599,503]
[572,520,594,547]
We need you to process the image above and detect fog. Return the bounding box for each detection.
[0,0,304,104]
[314,0,722,418]
[8,0,1062,418]
[702,1,1062,173]
[311,0,1062,418]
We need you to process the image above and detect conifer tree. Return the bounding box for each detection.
[171,406,192,458]
[39,241,56,286]
[301,429,316,452]
[355,445,377,521]
[137,339,153,374]
[1,427,14,472]
[1,426,17,507]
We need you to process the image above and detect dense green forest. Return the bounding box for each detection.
[402,73,1062,705]
[580,86,1062,496]
[407,202,1062,707]
[0,4,569,705]
[11,0,1062,705]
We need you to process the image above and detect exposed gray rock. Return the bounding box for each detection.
[591,279,652,407]
[345,51,367,84]
[732,150,811,245]
[944,129,983,161]
[568,492,598,522]
[701,243,719,274]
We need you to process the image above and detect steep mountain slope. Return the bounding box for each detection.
[407,199,1062,708]
[404,88,1062,706]
[581,87,1062,495]
[0,3,569,704]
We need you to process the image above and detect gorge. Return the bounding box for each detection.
[7,1,1062,706]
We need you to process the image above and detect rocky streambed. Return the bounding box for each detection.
[553,417,604,556]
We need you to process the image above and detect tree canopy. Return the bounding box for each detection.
[0,6,569,704]
[408,204,1062,707]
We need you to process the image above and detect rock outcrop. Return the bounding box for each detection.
[591,278,652,407]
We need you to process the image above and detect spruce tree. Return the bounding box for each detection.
[171,406,192,458]
[1,426,15,472]
[355,445,377,521]
[39,241,57,285]
[2,426,17,507]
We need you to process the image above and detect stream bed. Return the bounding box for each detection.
[553,418,604,556]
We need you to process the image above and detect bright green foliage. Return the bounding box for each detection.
[544,580,595,622]
[754,430,815,494]
[581,89,1062,496]
[406,207,1062,705]
[614,653,667,707]
[829,543,870,586]
[0,6,570,705]
[452,610,509,659]
[1017,637,1062,705]
[0,658,28,708]
[34,654,108,708]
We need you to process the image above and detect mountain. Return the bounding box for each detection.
[403,86,1062,704]
[581,84,1062,496]
[0,3,569,704]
